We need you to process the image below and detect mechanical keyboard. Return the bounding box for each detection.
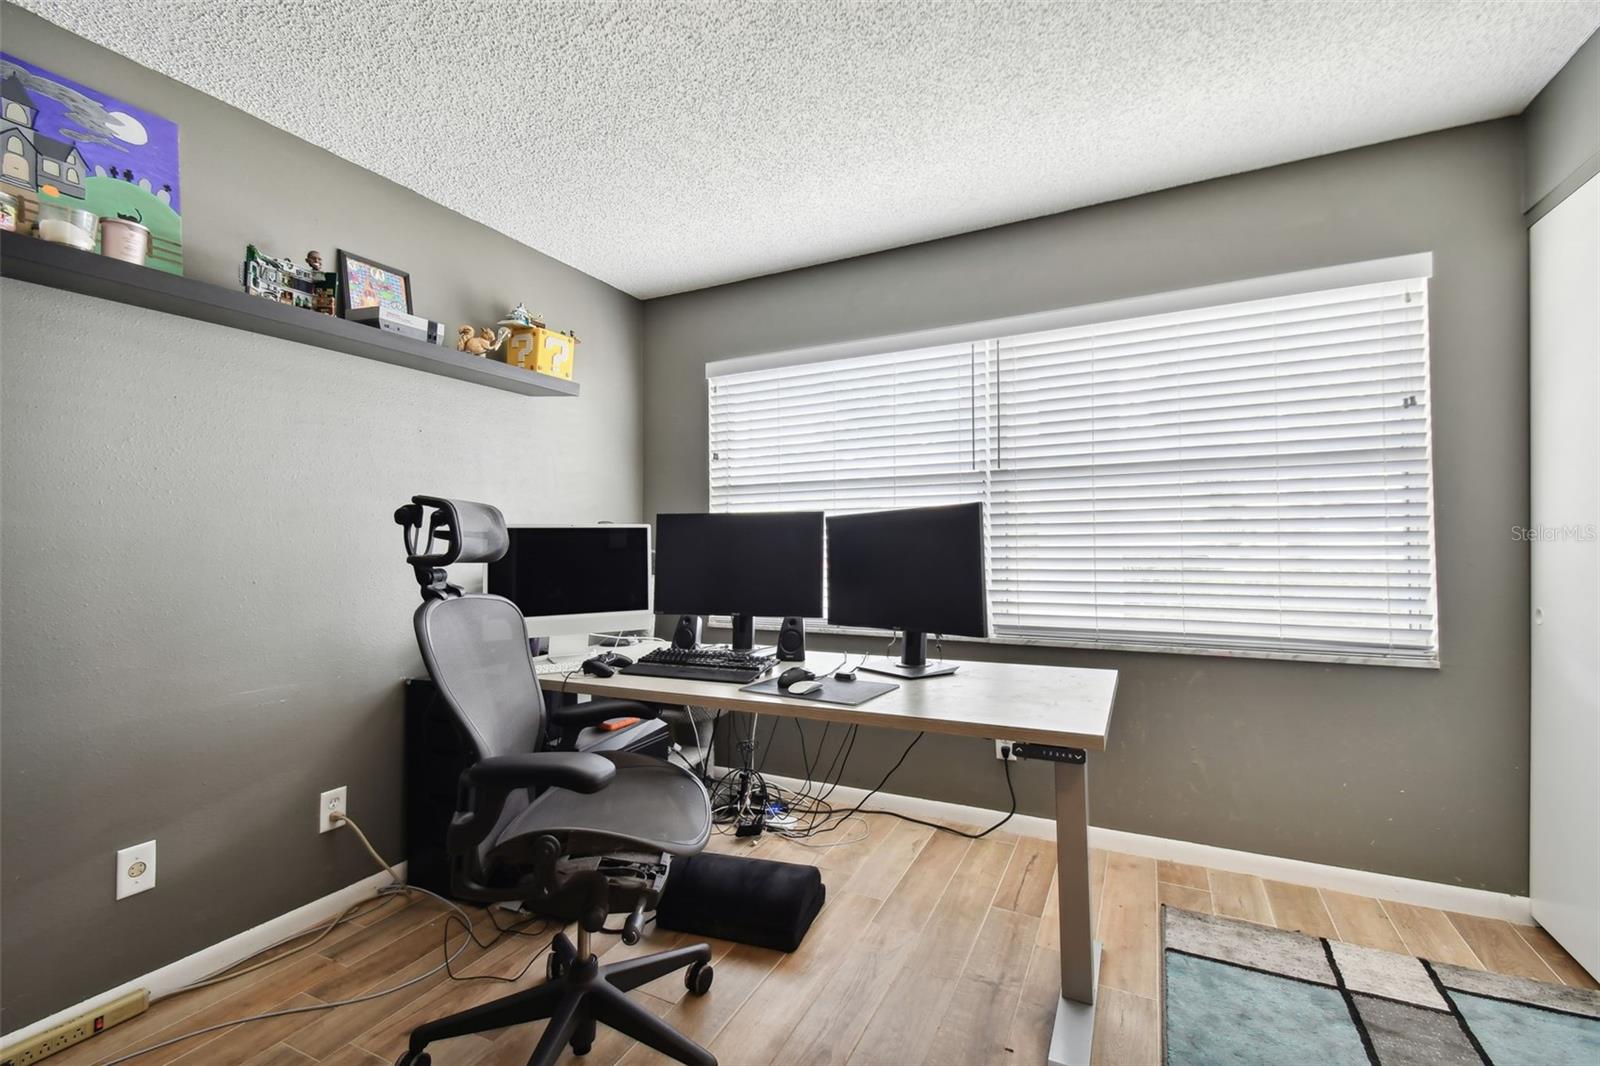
[621,647,778,684]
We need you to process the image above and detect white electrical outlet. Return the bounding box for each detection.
[994,739,1019,761]
[116,840,156,899]
[319,786,348,833]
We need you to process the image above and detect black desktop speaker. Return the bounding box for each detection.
[776,617,806,661]
[672,614,702,649]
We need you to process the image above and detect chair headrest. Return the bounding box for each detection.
[395,496,509,567]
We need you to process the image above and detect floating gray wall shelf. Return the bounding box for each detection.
[0,234,581,398]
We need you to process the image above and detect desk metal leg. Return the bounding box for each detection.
[1048,758,1101,1066]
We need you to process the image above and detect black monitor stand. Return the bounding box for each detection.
[730,613,756,652]
[726,614,778,656]
[860,629,959,679]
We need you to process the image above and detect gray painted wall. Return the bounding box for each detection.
[1523,28,1600,217]
[643,121,1532,895]
[0,5,643,1029]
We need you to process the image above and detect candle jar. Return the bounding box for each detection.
[100,216,152,266]
[36,202,97,251]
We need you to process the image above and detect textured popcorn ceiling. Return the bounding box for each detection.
[15,1,1600,297]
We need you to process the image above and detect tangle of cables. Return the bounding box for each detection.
[705,702,1018,847]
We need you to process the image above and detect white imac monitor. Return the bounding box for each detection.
[485,525,653,643]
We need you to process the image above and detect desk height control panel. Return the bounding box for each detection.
[1011,742,1087,764]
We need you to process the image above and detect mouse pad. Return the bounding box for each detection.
[740,675,899,706]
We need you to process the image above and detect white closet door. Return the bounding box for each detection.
[1529,172,1599,978]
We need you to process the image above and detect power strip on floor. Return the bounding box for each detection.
[0,989,149,1065]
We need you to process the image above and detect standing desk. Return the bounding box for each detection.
[541,654,1118,1065]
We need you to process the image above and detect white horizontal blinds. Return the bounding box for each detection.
[708,341,991,516]
[990,277,1437,660]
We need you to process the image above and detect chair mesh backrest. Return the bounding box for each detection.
[415,594,544,760]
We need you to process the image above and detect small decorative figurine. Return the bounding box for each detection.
[306,252,335,315]
[456,325,505,356]
[501,303,536,328]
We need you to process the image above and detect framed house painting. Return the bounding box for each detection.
[1,52,182,273]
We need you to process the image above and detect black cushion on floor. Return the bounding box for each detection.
[656,851,826,952]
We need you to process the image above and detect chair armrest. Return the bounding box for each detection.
[467,751,617,794]
[547,699,657,733]
[448,751,617,902]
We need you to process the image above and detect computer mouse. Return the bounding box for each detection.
[582,658,616,678]
[835,669,857,682]
[788,679,823,695]
[778,667,815,689]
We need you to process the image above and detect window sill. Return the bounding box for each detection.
[709,619,1441,670]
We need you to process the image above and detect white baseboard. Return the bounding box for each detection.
[1,865,403,1046]
[9,771,1536,1047]
[759,773,1532,924]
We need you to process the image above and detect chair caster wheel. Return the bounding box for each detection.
[571,1040,592,1056]
[396,1052,430,1066]
[548,952,567,981]
[686,961,714,995]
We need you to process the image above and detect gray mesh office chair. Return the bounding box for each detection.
[394,496,717,1066]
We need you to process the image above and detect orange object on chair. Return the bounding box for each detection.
[598,717,642,731]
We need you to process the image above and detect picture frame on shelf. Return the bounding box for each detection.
[335,248,412,317]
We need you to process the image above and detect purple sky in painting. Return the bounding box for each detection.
[2,52,180,213]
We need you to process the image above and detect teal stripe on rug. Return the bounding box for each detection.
[1452,991,1600,1065]
[1165,951,1370,1065]
[1164,906,1600,1065]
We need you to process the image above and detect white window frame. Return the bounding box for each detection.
[706,254,1440,668]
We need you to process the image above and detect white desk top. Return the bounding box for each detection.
[540,654,1116,750]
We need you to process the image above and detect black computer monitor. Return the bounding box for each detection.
[486,526,652,637]
[654,511,825,650]
[826,502,989,678]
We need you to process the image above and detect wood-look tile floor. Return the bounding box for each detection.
[67,817,1597,1066]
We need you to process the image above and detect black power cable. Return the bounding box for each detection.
[799,729,1019,841]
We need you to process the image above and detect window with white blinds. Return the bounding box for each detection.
[708,341,991,515]
[707,270,1439,665]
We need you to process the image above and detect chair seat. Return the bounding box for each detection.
[493,752,712,860]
